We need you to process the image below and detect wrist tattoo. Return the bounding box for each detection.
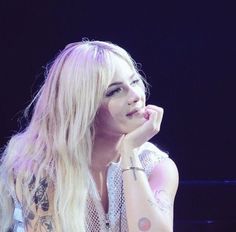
[138,217,151,231]
[129,156,137,180]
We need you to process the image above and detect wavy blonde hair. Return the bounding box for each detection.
[0,40,144,232]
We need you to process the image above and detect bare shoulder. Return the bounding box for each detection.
[138,142,169,159]
[147,148,179,200]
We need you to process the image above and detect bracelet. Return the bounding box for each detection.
[122,166,145,173]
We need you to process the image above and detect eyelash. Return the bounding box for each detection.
[105,79,140,97]
[131,79,140,85]
[105,88,122,97]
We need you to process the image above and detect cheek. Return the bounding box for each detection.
[97,101,124,128]
[97,108,112,125]
[106,101,124,120]
[140,89,146,103]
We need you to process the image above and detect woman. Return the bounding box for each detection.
[0,40,178,232]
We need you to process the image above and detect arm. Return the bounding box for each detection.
[122,149,178,232]
[120,105,179,232]
[15,175,58,232]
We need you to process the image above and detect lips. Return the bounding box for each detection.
[126,110,138,117]
[126,108,144,117]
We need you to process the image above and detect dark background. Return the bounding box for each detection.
[1,0,236,231]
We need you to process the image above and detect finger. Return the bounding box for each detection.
[146,105,164,115]
[123,107,164,148]
[146,104,160,109]
[146,108,163,132]
[146,107,163,123]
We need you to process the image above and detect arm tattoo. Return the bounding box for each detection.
[34,215,56,232]
[148,189,172,214]
[138,217,151,231]
[23,176,54,230]
[24,208,35,229]
[30,176,49,211]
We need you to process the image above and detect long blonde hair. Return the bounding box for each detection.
[0,40,141,232]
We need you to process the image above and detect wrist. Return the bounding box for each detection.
[122,166,145,173]
[120,153,142,169]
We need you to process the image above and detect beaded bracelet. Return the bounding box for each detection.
[122,166,145,173]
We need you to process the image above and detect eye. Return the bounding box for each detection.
[105,87,122,97]
[131,79,140,85]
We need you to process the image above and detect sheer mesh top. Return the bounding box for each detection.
[12,142,168,232]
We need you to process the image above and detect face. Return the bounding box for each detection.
[95,55,147,136]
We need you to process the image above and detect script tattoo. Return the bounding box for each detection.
[138,217,151,231]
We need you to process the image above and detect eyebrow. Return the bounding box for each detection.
[108,73,136,88]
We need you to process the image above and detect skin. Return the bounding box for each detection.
[15,53,178,232]
[92,54,178,231]
[15,175,56,232]
[92,55,148,211]
[95,56,147,136]
[138,217,152,231]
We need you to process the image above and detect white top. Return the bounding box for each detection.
[12,142,169,232]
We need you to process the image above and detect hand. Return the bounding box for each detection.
[122,105,164,150]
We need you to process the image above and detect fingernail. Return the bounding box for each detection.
[144,111,150,120]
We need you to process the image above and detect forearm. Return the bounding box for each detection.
[121,149,173,232]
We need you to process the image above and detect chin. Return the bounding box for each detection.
[124,118,147,133]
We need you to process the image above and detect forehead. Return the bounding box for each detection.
[110,55,136,83]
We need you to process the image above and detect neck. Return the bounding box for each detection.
[91,133,124,171]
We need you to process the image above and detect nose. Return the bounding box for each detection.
[128,88,141,105]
